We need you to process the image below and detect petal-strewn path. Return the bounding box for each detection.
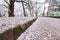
[17,17,60,40]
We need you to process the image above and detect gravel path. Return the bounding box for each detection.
[17,17,60,40]
[0,17,36,33]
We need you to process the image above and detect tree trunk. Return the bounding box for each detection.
[8,0,15,17]
[42,7,45,16]
[21,0,26,16]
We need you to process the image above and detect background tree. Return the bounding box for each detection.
[4,0,15,17]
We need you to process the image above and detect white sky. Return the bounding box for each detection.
[32,0,46,3]
[0,0,4,4]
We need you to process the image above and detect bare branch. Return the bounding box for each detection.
[4,0,10,5]
[16,0,30,7]
[0,4,9,8]
[0,4,11,14]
